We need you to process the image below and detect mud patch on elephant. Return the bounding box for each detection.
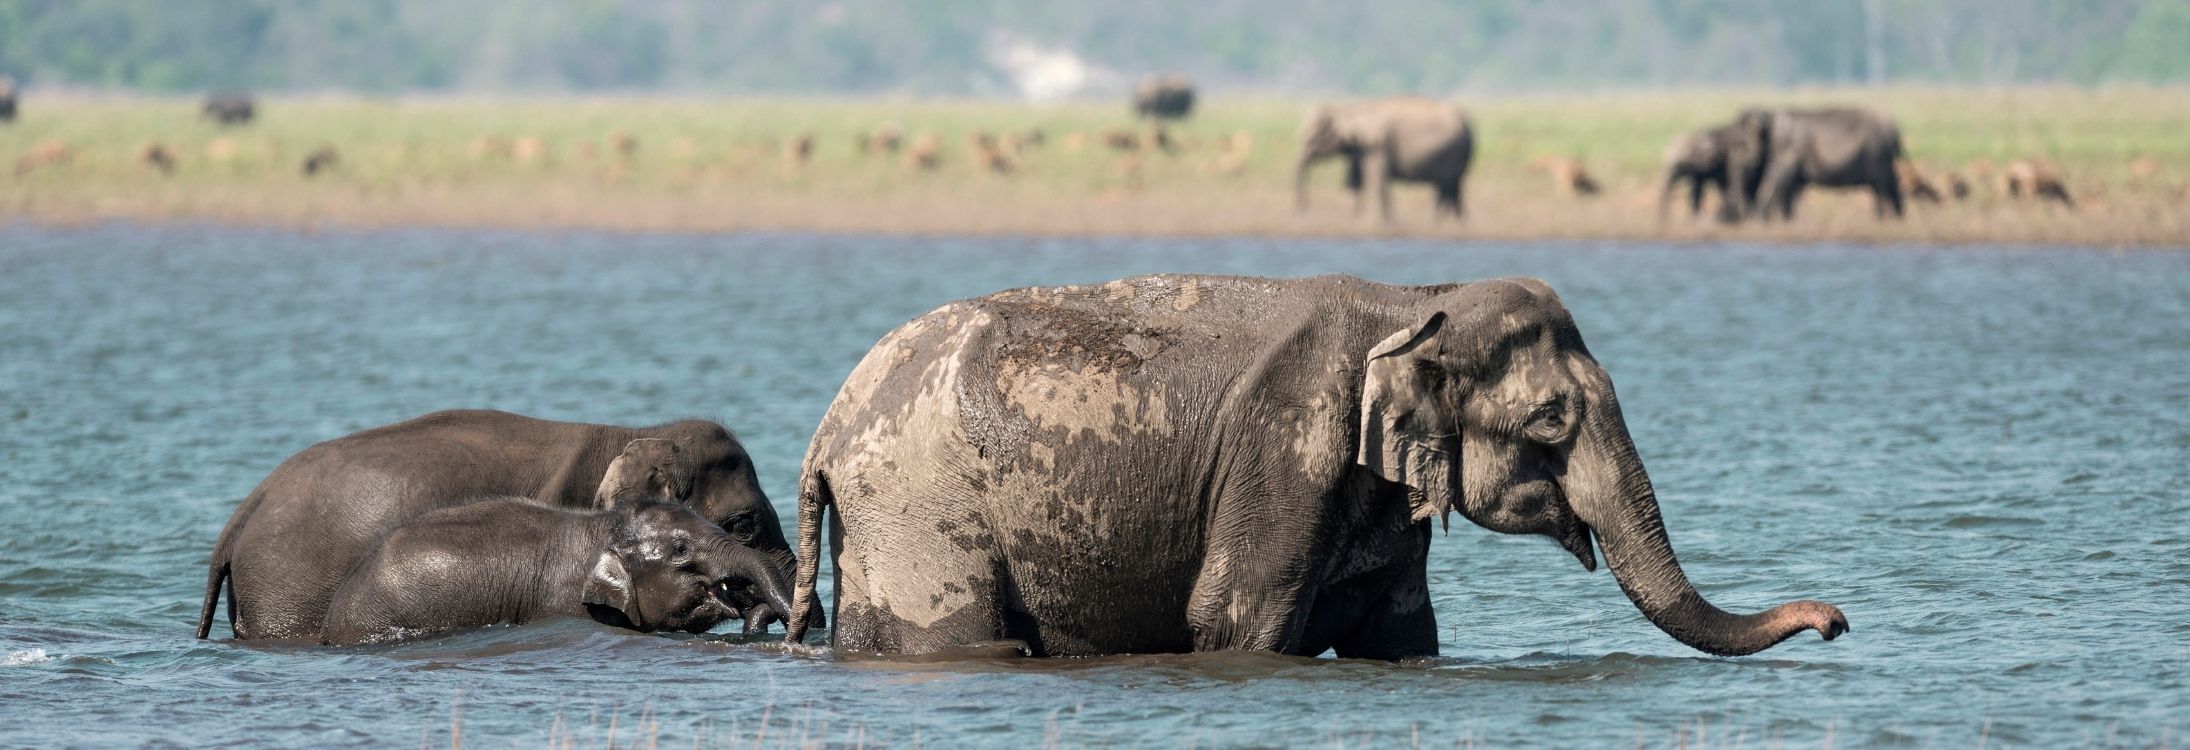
[991,303,1171,375]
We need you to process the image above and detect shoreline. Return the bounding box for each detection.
[7,189,2186,248]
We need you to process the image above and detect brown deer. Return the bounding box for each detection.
[137,142,178,175]
[2000,160,2073,207]
[1529,155,1601,198]
[301,146,340,177]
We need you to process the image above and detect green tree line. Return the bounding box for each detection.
[0,0,2184,94]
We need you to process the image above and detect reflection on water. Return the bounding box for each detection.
[0,226,2184,746]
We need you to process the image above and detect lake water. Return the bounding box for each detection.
[1,225,2184,747]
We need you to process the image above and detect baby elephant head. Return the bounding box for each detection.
[580,499,796,636]
[595,438,692,508]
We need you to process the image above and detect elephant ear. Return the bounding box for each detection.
[1357,311,1458,529]
[595,438,691,509]
[581,550,632,614]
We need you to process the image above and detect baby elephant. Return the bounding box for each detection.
[322,497,795,645]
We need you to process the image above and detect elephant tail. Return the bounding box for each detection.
[196,488,267,639]
[195,558,227,640]
[782,469,832,645]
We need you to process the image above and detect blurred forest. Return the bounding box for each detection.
[1,0,2185,95]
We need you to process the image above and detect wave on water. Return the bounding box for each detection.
[4,648,50,666]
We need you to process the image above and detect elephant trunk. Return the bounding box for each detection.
[1565,388,1847,657]
[1295,148,1326,212]
[721,543,797,635]
[1657,170,1682,224]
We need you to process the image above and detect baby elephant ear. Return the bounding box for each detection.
[581,550,632,613]
[595,438,692,509]
[1357,311,1458,529]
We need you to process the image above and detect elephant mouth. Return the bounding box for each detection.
[709,579,748,611]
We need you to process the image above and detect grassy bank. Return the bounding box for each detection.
[3,88,2187,245]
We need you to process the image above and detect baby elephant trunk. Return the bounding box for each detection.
[718,544,798,636]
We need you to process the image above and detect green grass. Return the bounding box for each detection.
[3,87,2186,245]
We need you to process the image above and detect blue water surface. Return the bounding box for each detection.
[0,225,2184,747]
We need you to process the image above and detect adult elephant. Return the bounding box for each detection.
[1295,99,1475,222]
[1734,107,1906,221]
[0,76,17,123]
[784,275,1847,658]
[1658,122,1762,223]
[1132,74,1195,120]
[198,410,813,640]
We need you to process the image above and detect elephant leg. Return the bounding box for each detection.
[1876,174,1905,219]
[1689,179,1707,219]
[1755,165,1798,223]
[1331,564,1438,660]
[1185,490,1328,652]
[1434,180,1461,220]
[832,523,1004,655]
[1368,157,1393,223]
[1345,157,1365,216]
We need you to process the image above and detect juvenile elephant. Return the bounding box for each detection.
[1296,99,1475,222]
[323,497,795,645]
[199,410,811,640]
[1133,74,1196,120]
[1735,107,1906,221]
[1658,123,1762,222]
[785,275,1846,658]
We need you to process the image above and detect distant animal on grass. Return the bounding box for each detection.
[1732,107,1906,222]
[1530,155,1601,198]
[905,133,941,171]
[1132,74,1195,120]
[1297,98,1475,221]
[202,93,256,126]
[972,140,1015,175]
[1148,127,1178,155]
[609,130,639,162]
[13,139,70,175]
[1102,129,1141,152]
[2000,160,2073,207]
[1658,123,1756,222]
[1223,130,1255,155]
[784,134,815,168]
[1894,161,1950,203]
[511,136,548,165]
[1006,129,1046,154]
[0,75,18,123]
[1945,171,1971,200]
[2127,156,2162,188]
[203,137,239,163]
[137,142,178,175]
[863,124,904,155]
[321,497,795,646]
[301,146,340,177]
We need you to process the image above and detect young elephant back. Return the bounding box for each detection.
[207,410,607,639]
[320,498,580,644]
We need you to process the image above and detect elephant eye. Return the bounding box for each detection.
[727,516,758,540]
[668,538,690,560]
[1525,397,1571,442]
